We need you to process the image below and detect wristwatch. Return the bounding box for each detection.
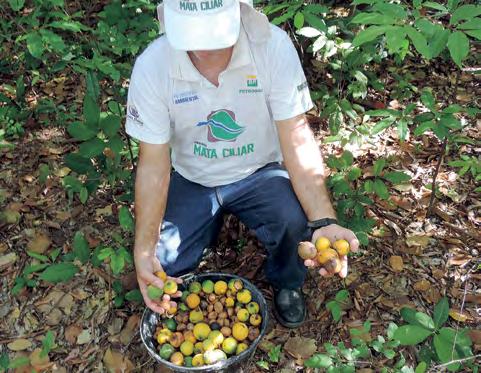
[307,218,338,230]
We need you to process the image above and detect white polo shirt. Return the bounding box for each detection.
[126,7,313,187]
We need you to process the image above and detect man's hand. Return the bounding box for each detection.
[304,224,360,278]
[134,251,182,314]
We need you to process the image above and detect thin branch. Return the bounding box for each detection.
[426,137,447,217]
[431,354,481,370]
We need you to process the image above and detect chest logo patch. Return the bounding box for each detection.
[197,109,244,142]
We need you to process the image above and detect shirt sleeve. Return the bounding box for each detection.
[268,32,314,121]
[125,58,171,144]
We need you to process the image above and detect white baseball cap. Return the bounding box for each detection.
[158,0,254,51]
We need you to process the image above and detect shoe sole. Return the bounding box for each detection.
[272,302,307,329]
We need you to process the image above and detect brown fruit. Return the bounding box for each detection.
[248,327,260,341]
[177,323,186,332]
[207,304,214,313]
[208,311,217,320]
[214,301,223,313]
[170,332,185,348]
[324,257,342,274]
[208,293,217,303]
[221,326,232,337]
[298,241,317,260]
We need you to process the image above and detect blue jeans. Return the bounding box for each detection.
[156,162,310,289]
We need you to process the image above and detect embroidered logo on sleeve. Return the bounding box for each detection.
[297,81,308,91]
[127,105,143,126]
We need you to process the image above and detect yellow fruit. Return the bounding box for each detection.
[333,239,350,256]
[183,330,196,344]
[246,302,259,315]
[180,341,194,356]
[194,342,204,354]
[315,236,331,252]
[232,322,249,341]
[236,342,248,355]
[236,289,252,304]
[225,297,235,307]
[237,309,249,322]
[186,293,201,309]
[164,280,178,295]
[208,330,224,346]
[189,310,204,324]
[317,248,338,264]
[228,279,243,293]
[156,328,172,344]
[192,353,204,367]
[202,280,214,294]
[222,337,238,355]
[249,314,262,326]
[193,322,211,341]
[202,338,217,352]
[324,257,343,274]
[155,271,167,281]
[170,352,184,366]
[298,241,317,259]
[214,280,228,295]
[167,306,177,315]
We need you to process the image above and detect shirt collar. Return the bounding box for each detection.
[168,4,271,82]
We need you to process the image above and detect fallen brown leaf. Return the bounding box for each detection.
[7,339,32,351]
[389,256,404,272]
[103,348,134,373]
[284,336,317,359]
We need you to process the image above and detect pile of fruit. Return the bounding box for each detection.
[298,237,350,274]
[148,276,262,368]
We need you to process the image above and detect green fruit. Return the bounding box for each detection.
[181,290,190,302]
[189,281,202,294]
[159,343,175,360]
[179,303,189,312]
[165,318,177,332]
[147,284,163,300]
[184,356,193,367]
[202,280,215,294]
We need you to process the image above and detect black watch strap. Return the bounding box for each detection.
[307,218,338,229]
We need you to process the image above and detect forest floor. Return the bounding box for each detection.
[1,37,480,373]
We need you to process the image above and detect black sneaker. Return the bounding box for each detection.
[273,288,306,328]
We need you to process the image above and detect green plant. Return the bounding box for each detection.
[364,157,412,200]
[326,289,350,322]
[393,297,475,372]
[268,344,282,363]
[448,155,481,192]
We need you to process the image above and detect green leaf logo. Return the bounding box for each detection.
[197,109,245,142]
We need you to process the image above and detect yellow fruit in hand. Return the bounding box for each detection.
[192,353,204,366]
[236,289,252,304]
[180,340,194,356]
[298,241,317,260]
[315,236,331,252]
[236,342,248,355]
[214,280,228,295]
[193,322,211,341]
[222,337,238,355]
[333,239,350,256]
[237,309,249,322]
[186,293,201,309]
[317,248,338,264]
[232,322,249,341]
[163,280,178,295]
[155,271,167,281]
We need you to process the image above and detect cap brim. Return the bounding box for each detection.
[164,1,240,51]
